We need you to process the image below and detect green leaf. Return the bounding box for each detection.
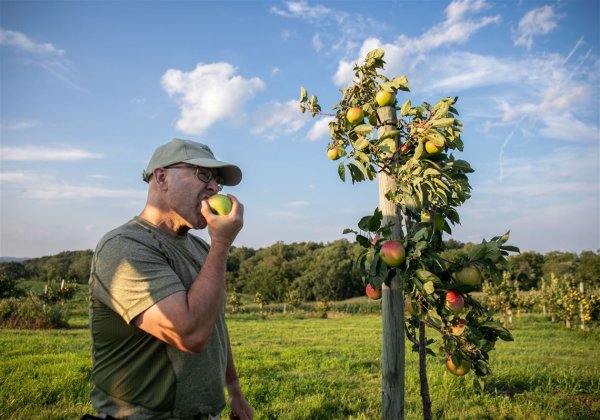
[300,86,307,102]
[430,117,455,128]
[379,138,397,153]
[380,130,401,140]
[392,75,409,91]
[356,235,371,248]
[353,137,369,151]
[423,281,435,294]
[338,163,346,182]
[425,130,446,147]
[342,228,356,235]
[353,124,374,134]
[400,100,412,116]
[468,243,487,261]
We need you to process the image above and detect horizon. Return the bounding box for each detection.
[1,0,599,258]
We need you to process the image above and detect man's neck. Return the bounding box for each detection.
[139,207,190,236]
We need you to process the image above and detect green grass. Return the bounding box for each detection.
[1,288,599,419]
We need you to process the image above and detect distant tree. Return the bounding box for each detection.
[508,251,544,290]
[576,250,600,289]
[0,262,28,298]
[294,240,362,301]
[542,251,578,284]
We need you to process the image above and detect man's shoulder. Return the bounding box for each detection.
[95,219,155,253]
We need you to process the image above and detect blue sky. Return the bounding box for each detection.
[1,0,598,258]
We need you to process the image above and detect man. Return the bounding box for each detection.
[88,138,253,420]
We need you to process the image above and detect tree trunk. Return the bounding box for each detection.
[418,321,432,420]
[377,106,405,420]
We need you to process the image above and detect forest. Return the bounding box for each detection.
[1,240,598,303]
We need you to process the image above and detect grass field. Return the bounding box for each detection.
[1,287,599,419]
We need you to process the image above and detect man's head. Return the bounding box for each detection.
[143,138,242,186]
[141,138,242,232]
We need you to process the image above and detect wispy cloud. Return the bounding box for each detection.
[0,170,145,200]
[251,99,311,140]
[0,145,103,161]
[333,0,500,85]
[514,5,560,50]
[0,27,86,92]
[307,116,335,141]
[271,1,384,54]
[161,62,265,135]
[0,27,65,55]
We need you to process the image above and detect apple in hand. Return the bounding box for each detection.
[454,263,482,288]
[366,283,382,300]
[375,90,396,107]
[207,194,232,215]
[379,240,406,267]
[346,107,364,124]
[445,291,464,313]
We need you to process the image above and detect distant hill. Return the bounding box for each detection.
[0,257,30,263]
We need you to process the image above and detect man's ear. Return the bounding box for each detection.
[153,168,169,190]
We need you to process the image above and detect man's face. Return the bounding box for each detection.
[163,165,223,230]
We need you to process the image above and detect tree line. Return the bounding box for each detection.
[1,241,598,301]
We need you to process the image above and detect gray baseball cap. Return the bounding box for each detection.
[143,138,242,186]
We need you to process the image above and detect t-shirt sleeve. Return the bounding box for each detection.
[90,234,186,324]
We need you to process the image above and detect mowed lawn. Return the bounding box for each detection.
[1,312,599,419]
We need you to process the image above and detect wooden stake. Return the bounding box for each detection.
[377,106,405,419]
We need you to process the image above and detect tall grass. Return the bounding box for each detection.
[0,293,598,419]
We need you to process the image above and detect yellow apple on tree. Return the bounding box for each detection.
[207,194,232,216]
[327,147,340,160]
[375,90,396,107]
[425,140,442,154]
[445,356,471,376]
[346,107,364,124]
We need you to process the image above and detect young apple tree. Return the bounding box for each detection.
[300,49,519,419]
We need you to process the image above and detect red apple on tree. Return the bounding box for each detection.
[454,263,482,288]
[445,291,464,313]
[379,240,406,267]
[451,319,467,335]
[366,283,382,300]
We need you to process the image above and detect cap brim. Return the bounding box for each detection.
[183,158,242,186]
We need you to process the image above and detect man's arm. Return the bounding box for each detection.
[225,328,254,420]
[133,195,243,353]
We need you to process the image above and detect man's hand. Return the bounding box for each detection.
[227,381,254,420]
[201,194,244,248]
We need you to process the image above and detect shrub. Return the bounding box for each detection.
[0,295,69,329]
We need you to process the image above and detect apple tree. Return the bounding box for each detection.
[300,49,518,418]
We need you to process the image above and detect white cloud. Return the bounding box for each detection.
[514,5,559,50]
[0,145,103,161]
[161,62,265,135]
[270,1,335,21]
[307,116,335,141]
[0,27,65,55]
[251,99,311,140]
[333,0,500,86]
[539,113,600,142]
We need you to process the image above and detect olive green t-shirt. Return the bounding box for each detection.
[89,217,227,419]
